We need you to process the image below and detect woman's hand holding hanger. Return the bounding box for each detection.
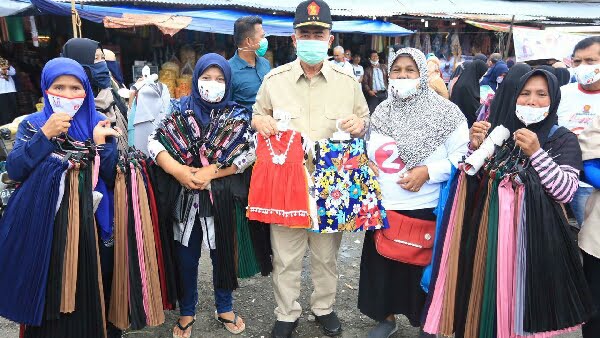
[514,128,540,157]
[93,120,122,145]
[41,113,72,139]
[469,121,491,150]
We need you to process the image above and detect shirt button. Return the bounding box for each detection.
[424,233,432,241]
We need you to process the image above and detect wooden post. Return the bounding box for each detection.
[70,0,80,38]
[504,15,515,59]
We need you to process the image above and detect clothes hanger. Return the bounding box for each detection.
[331,120,351,141]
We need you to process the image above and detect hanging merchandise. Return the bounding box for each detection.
[462,34,473,57]
[0,18,8,42]
[108,150,168,330]
[422,136,595,338]
[311,137,389,233]
[402,36,411,49]
[176,62,193,99]
[247,130,313,228]
[29,17,39,48]
[432,34,443,57]
[422,34,432,55]
[179,45,197,66]
[159,57,181,98]
[414,32,422,51]
[0,134,112,337]
[450,32,462,59]
[481,34,492,56]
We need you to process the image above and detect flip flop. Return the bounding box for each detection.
[214,310,246,335]
[173,317,196,338]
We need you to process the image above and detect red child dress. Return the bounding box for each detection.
[247,130,311,228]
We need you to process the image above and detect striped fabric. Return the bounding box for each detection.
[530,148,580,204]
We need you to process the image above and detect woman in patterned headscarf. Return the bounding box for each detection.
[359,47,469,338]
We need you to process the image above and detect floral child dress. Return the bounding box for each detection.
[312,138,389,233]
[247,130,311,228]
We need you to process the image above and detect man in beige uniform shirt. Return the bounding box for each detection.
[252,1,369,337]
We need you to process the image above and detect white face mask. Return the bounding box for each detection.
[388,78,420,100]
[575,64,600,86]
[370,60,379,66]
[515,104,550,126]
[198,80,226,103]
[46,92,85,117]
[496,75,505,84]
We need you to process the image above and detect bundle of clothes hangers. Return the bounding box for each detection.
[422,126,594,338]
[152,105,272,290]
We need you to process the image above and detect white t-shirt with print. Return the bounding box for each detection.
[366,122,469,211]
[557,83,600,135]
[557,82,600,188]
[352,64,364,81]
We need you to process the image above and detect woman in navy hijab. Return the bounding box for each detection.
[148,53,254,338]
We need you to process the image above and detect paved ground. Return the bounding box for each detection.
[0,232,584,338]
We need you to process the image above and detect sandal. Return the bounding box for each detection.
[214,310,246,335]
[173,317,196,338]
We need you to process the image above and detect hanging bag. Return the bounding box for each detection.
[374,210,436,266]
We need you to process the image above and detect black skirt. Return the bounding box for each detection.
[358,208,436,326]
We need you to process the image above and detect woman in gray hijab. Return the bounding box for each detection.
[359,47,469,338]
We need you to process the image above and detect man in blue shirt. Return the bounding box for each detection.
[229,16,271,111]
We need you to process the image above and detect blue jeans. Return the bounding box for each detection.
[570,186,593,229]
[175,217,233,316]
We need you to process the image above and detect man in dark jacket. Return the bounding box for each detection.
[362,50,388,113]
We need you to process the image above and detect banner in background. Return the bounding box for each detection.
[513,28,588,63]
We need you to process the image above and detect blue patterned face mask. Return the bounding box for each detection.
[296,39,329,65]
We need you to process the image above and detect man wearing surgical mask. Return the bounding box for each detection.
[229,16,271,111]
[557,36,600,230]
[330,45,355,77]
[252,1,369,337]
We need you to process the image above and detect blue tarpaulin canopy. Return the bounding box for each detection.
[29,0,414,36]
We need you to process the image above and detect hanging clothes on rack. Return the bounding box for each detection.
[108,151,172,331]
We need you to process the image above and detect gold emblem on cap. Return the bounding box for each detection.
[307,1,321,16]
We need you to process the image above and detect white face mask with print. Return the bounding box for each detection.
[46,92,85,117]
[575,64,600,86]
[515,104,550,126]
[388,79,419,100]
[198,80,226,103]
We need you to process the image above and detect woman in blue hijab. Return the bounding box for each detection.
[5,57,120,337]
[7,57,118,180]
[148,53,257,338]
